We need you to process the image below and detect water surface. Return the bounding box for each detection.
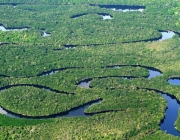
[97,4,145,12]
[160,93,180,137]
[39,70,59,77]
[78,79,93,88]
[159,31,175,41]
[60,99,102,117]
[148,69,162,80]
[0,98,102,119]
[0,25,27,31]
[1,83,180,138]
[168,78,180,85]
[42,30,51,37]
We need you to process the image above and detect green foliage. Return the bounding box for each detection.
[0,0,180,139]
[0,114,53,126]
[0,2,178,45]
[175,110,180,132]
[0,86,99,116]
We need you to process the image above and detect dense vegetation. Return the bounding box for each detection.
[0,0,180,139]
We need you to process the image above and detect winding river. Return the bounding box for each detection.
[0,66,180,137]
[0,84,73,95]
[0,25,27,31]
[77,66,162,88]
[71,13,113,20]
[0,98,102,119]
[140,88,180,137]
[0,23,177,136]
[160,93,180,137]
[64,45,77,49]
[38,65,162,86]
[76,68,180,136]
[0,84,180,137]
[0,3,179,138]
[52,30,176,50]
[106,65,162,80]
[78,78,93,88]
[91,4,146,12]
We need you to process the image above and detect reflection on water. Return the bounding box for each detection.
[0,97,102,119]
[113,66,121,69]
[0,25,27,31]
[40,70,58,77]
[148,69,162,80]
[0,107,18,118]
[160,93,180,137]
[159,31,175,41]
[78,79,92,88]
[60,99,102,117]
[97,5,145,12]
[168,78,180,85]
[111,8,144,12]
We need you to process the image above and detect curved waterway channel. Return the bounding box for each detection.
[0,25,27,31]
[0,85,180,137]
[1,65,180,137]
[57,30,176,50]
[0,84,74,95]
[78,65,162,88]
[0,98,102,119]
[90,4,145,12]
[71,13,113,20]
[0,3,179,137]
[144,88,180,137]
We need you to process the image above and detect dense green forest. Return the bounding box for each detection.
[0,0,180,139]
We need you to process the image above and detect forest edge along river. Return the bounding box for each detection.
[90,4,145,12]
[0,84,180,137]
[0,98,103,119]
[0,25,28,31]
[54,30,177,50]
[168,78,180,85]
[0,3,179,138]
[77,65,162,88]
[71,13,113,20]
[0,36,179,137]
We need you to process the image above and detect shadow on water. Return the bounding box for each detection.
[141,88,180,137]
[90,4,145,12]
[168,78,180,85]
[0,98,102,119]
[106,64,162,80]
[64,44,77,49]
[78,76,138,88]
[159,31,175,41]
[160,94,180,137]
[1,83,180,137]
[53,30,176,51]
[0,25,28,31]
[71,13,113,20]
[0,84,73,95]
[148,69,162,80]
[77,78,93,88]
[98,13,113,20]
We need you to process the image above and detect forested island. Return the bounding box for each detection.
[0,0,180,139]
